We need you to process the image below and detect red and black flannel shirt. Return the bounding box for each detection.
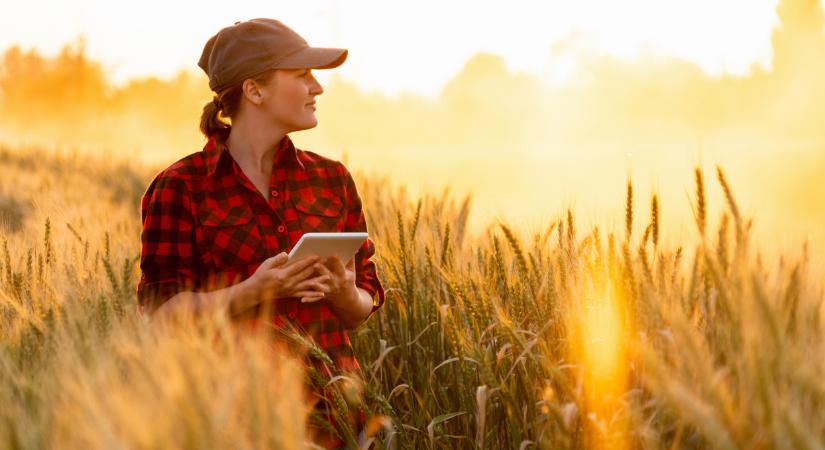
[136,135,385,440]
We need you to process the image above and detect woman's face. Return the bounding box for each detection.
[257,68,324,132]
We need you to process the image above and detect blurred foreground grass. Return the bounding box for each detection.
[0,143,823,449]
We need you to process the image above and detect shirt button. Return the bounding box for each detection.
[288,311,297,319]
[278,225,285,233]
[271,190,278,197]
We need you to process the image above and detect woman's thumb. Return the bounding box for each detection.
[267,252,289,267]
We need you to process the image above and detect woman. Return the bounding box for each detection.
[137,18,385,449]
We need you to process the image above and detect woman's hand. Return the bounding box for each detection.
[303,256,357,304]
[237,253,330,313]
[307,256,374,328]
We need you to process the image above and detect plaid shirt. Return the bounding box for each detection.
[137,135,385,441]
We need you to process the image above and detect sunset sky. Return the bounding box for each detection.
[2,0,823,267]
[1,0,779,96]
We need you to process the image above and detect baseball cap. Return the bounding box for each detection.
[198,18,348,93]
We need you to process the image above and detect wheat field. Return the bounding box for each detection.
[0,143,822,449]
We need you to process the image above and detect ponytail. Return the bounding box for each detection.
[199,96,230,143]
[198,69,278,144]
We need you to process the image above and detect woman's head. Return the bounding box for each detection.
[197,18,346,142]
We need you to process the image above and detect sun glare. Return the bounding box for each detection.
[571,282,631,450]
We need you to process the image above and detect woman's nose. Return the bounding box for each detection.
[309,74,324,95]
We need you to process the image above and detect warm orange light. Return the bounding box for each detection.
[571,283,630,450]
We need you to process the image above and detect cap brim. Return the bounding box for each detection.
[277,47,348,70]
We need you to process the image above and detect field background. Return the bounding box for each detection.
[2,0,825,448]
[1,143,823,449]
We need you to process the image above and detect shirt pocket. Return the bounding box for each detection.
[293,187,345,232]
[197,202,267,270]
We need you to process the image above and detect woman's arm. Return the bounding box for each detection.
[138,171,202,317]
[311,255,376,329]
[150,253,327,323]
[151,277,258,322]
[330,286,375,329]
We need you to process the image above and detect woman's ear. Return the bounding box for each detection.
[241,79,264,105]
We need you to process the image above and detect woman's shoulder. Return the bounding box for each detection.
[295,146,350,176]
[163,151,209,179]
[142,150,209,201]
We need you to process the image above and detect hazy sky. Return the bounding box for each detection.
[1,0,779,96]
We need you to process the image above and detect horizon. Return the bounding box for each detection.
[1,0,780,97]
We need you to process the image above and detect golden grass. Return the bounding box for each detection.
[1,143,823,449]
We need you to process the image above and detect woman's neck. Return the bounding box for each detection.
[225,117,288,175]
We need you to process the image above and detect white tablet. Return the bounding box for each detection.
[287,232,368,264]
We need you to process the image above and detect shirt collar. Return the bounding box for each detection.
[203,134,304,177]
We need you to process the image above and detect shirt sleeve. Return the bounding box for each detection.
[136,171,198,316]
[341,164,385,315]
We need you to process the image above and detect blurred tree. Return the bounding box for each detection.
[768,0,825,135]
[0,36,108,125]
[772,0,825,77]
[441,53,542,147]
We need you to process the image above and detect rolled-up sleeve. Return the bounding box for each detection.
[341,165,385,314]
[136,171,198,316]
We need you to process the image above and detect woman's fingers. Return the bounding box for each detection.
[300,294,325,304]
[293,274,330,294]
[314,261,335,280]
[294,288,326,303]
[293,290,325,298]
[296,275,330,292]
[291,262,321,282]
[329,256,346,277]
[259,252,289,270]
[270,252,289,267]
[282,255,320,277]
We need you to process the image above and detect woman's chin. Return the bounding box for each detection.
[287,118,318,133]
[301,117,319,130]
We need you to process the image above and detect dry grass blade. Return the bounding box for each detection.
[499,222,529,276]
[650,194,659,248]
[625,180,634,242]
[694,167,707,237]
[715,166,740,225]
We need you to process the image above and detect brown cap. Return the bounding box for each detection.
[198,18,347,93]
